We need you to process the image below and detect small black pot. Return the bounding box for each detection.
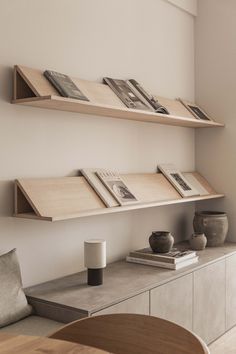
[149,231,174,253]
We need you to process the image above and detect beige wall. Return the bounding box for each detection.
[0,0,196,286]
[195,0,235,240]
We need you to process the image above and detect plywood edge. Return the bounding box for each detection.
[51,193,224,221]
[12,95,53,104]
[14,212,52,221]
[15,180,42,217]
[13,66,37,100]
[12,95,224,128]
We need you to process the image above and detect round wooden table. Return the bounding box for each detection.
[0,333,109,353]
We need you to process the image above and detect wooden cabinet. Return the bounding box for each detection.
[226,254,236,330]
[92,292,149,317]
[150,274,193,330]
[193,260,225,344]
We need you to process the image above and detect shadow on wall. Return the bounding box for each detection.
[0,180,14,217]
[0,65,13,102]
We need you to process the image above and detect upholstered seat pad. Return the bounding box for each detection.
[0,316,63,336]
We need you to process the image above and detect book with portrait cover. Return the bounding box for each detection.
[96,170,138,206]
[80,168,119,208]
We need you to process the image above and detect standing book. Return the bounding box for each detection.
[158,164,200,198]
[96,170,138,206]
[44,70,89,101]
[80,169,119,208]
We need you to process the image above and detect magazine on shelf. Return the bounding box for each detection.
[80,169,119,208]
[157,164,200,198]
[126,79,169,114]
[44,70,89,101]
[103,77,151,111]
[126,255,199,270]
[129,247,196,264]
[96,170,138,206]
[183,173,209,196]
[177,98,213,121]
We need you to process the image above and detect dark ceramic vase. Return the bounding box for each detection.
[193,211,228,247]
[149,231,174,253]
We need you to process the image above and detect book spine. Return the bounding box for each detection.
[129,251,197,264]
[126,256,176,269]
[127,256,199,270]
[175,256,199,270]
[129,252,175,264]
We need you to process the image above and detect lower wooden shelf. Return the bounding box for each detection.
[14,172,224,222]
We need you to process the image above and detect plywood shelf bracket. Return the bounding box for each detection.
[13,66,37,100]
[14,182,38,216]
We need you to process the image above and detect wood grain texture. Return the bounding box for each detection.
[50,314,209,354]
[209,324,236,354]
[150,273,193,330]
[12,65,224,128]
[14,172,224,221]
[0,333,107,353]
[226,254,236,330]
[25,243,236,317]
[193,259,226,344]
[92,292,149,316]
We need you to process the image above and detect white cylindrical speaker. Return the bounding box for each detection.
[84,239,106,286]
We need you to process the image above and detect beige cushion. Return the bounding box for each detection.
[0,249,32,328]
[0,315,63,336]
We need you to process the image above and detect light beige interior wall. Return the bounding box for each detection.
[0,0,196,286]
[195,0,236,241]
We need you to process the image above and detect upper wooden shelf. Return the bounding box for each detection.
[14,172,224,222]
[12,66,224,128]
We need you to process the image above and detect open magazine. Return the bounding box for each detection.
[103,77,169,114]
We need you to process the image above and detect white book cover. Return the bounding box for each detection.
[126,256,199,270]
[80,168,119,208]
[158,163,200,198]
[96,170,138,206]
[183,173,209,196]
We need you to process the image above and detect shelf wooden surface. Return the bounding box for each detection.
[12,65,224,128]
[14,172,224,222]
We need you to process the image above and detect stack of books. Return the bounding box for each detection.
[126,247,198,270]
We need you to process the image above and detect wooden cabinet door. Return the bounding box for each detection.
[150,273,193,331]
[226,254,236,330]
[193,259,225,344]
[91,291,149,316]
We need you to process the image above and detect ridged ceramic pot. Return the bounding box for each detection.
[193,211,228,247]
[149,231,174,253]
